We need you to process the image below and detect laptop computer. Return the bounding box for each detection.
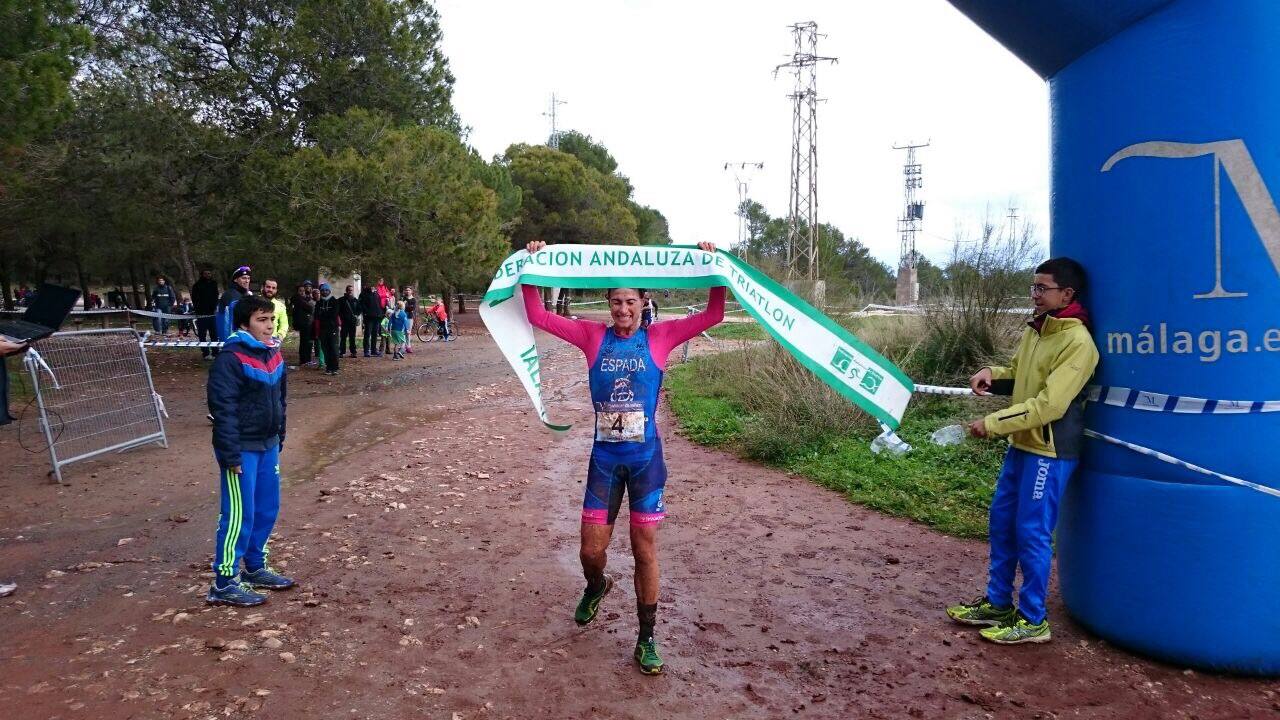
[0,284,81,343]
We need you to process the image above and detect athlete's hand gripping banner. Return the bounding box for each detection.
[479,245,914,432]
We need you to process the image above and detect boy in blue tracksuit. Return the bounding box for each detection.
[206,294,296,606]
[945,258,1100,644]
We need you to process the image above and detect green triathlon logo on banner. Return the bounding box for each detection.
[478,244,914,433]
[830,347,885,395]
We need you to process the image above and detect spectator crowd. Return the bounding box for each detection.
[13,267,457,374]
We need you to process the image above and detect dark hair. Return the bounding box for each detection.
[234,295,275,329]
[1035,257,1087,297]
[606,288,645,299]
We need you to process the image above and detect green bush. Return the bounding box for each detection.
[666,320,1012,538]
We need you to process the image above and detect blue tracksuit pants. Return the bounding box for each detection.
[212,446,281,578]
[985,447,1078,625]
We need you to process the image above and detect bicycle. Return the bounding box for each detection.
[415,316,440,343]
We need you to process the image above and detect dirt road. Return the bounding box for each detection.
[1,315,1275,719]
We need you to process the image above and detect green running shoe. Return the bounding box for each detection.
[979,615,1051,644]
[945,596,1017,627]
[574,574,614,626]
[634,636,664,675]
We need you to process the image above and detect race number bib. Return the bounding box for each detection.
[595,401,646,442]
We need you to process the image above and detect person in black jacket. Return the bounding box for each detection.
[314,283,341,375]
[150,276,177,335]
[206,295,294,607]
[0,338,28,426]
[216,266,252,343]
[338,285,360,358]
[359,284,382,357]
[0,336,29,596]
[289,282,315,366]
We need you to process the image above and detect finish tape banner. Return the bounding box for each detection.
[479,244,913,432]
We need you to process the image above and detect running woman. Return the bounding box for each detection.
[521,240,725,675]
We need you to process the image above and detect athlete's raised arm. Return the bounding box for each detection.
[521,241,605,359]
[646,242,725,367]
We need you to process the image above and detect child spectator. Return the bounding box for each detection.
[390,301,411,360]
[380,305,393,356]
[205,295,294,607]
[176,294,195,337]
[945,257,1099,644]
[427,296,452,341]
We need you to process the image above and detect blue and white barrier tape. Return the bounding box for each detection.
[1086,385,1280,414]
[119,308,215,321]
[145,341,224,348]
[1083,429,1280,499]
[901,383,1279,498]
[916,383,1280,412]
[2,307,214,320]
[912,383,975,397]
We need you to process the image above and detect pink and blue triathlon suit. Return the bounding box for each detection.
[522,285,726,526]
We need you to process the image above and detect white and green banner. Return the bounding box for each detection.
[479,244,914,433]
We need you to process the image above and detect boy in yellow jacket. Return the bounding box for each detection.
[946,257,1099,644]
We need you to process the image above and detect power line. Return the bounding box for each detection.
[893,140,929,305]
[543,93,568,149]
[775,21,836,284]
[724,162,765,258]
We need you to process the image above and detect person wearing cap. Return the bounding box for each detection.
[216,266,253,343]
[290,282,315,366]
[314,283,342,375]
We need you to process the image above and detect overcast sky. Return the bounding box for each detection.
[435,0,1049,267]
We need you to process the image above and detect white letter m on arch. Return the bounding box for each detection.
[1102,140,1280,299]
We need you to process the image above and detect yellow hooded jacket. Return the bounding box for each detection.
[270,297,290,340]
[983,307,1099,459]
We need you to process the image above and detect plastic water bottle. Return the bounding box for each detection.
[871,428,911,456]
[930,424,966,447]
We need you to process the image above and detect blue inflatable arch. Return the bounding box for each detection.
[947,0,1280,674]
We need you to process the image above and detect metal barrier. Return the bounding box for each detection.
[23,328,167,483]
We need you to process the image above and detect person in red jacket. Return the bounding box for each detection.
[375,277,391,311]
[427,296,452,341]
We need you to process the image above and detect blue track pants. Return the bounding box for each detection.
[985,447,1078,625]
[212,446,281,578]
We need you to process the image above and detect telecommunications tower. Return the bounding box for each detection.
[775,22,836,287]
[893,141,928,305]
[544,93,568,149]
[725,162,765,257]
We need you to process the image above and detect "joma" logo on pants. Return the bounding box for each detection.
[1033,458,1050,500]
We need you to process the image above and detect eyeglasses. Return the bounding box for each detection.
[1030,284,1063,296]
